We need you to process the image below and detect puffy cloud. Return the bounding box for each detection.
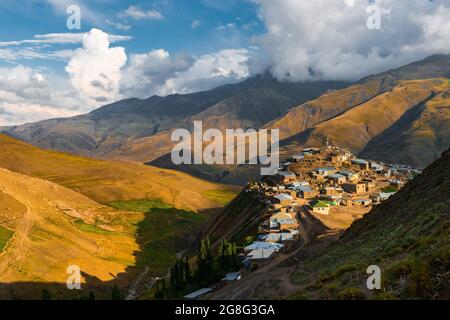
[121,49,195,96]
[167,49,250,94]
[65,28,127,106]
[0,65,80,125]
[121,48,250,98]
[252,0,450,81]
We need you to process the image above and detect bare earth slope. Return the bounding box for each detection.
[0,168,138,299]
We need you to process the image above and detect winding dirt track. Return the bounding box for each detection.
[0,181,36,277]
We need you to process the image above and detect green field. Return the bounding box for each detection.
[73,219,122,236]
[0,225,14,252]
[108,200,208,275]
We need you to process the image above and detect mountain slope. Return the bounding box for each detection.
[0,168,139,299]
[0,134,236,211]
[282,79,448,153]
[272,55,450,139]
[2,75,347,162]
[360,86,450,166]
[272,55,450,168]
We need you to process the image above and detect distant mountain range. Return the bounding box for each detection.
[1,74,347,161]
[2,54,450,184]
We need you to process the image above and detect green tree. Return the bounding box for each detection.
[231,242,238,271]
[197,236,213,284]
[155,278,169,299]
[111,284,124,300]
[42,289,51,300]
[183,256,191,282]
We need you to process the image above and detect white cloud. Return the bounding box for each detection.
[0,32,132,47]
[65,28,127,106]
[0,65,81,126]
[217,23,236,30]
[252,0,450,81]
[121,49,194,97]
[121,5,164,20]
[191,20,201,29]
[121,48,250,98]
[106,19,132,32]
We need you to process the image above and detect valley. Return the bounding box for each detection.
[0,54,448,300]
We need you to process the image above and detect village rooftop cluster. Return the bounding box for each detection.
[242,144,422,263]
[183,144,422,299]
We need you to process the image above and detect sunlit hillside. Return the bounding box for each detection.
[0,134,238,211]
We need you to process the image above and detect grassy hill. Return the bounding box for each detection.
[0,168,139,299]
[0,135,239,299]
[282,78,448,156]
[0,134,237,211]
[360,85,450,166]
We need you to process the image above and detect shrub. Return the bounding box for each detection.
[336,287,366,300]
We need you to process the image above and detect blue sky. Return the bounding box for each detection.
[0,0,264,70]
[0,0,449,126]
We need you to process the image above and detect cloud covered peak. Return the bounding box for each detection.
[253,0,450,81]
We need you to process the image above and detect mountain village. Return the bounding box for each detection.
[183,143,423,299]
[243,143,422,261]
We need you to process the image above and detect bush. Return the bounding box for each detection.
[336,287,366,300]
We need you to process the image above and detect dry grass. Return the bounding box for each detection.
[0,134,237,212]
[302,79,448,153]
[0,168,138,294]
